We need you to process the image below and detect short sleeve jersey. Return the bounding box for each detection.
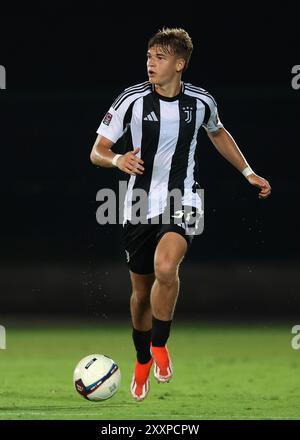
[97,81,223,221]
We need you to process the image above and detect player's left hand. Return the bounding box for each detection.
[246,173,271,199]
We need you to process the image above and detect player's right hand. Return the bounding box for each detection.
[116,147,144,176]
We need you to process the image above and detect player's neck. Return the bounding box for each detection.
[154,80,182,98]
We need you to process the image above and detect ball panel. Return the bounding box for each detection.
[87,367,121,400]
[73,354,121,401]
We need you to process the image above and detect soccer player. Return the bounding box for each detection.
[90,27,271,401]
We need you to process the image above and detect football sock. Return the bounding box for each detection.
[151,316,172,347]
[132,327,152,364]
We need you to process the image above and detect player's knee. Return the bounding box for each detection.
[131,290,151,306]
[154,259,177,286]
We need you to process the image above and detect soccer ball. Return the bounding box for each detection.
[73,354,121,401]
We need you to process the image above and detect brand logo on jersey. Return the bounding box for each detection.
[103,112,113,126]
[125,250,130,262]
[182,106,193,123]
[143,111,158,121]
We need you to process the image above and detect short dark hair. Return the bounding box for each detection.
[148,27,193,72]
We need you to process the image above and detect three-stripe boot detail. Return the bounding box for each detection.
[151,345,173,383]
[130,358,153,401]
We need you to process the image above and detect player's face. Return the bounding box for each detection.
[147,45,183,85]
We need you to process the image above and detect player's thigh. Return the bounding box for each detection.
[129,270,155,300]
[154,231,187,274]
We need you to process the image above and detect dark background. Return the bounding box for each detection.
[0,6,299,322]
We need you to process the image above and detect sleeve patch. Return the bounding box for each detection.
[103,112,113,126]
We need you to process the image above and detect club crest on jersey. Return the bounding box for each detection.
[182,106,193,123]
[103,112,113,126]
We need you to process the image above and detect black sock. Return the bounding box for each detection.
[151,316,172,347]
[132,327,152,364]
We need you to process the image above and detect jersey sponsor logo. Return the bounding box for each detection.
[103,112,113,126]
[182,106,193,123]
[143,111,158,121]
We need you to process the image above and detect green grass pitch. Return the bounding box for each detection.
[0,322,300,420]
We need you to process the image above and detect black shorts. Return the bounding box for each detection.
[122,206,201,275]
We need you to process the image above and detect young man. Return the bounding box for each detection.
[90,27,271,402]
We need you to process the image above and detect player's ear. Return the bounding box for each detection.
[176,58,185,73]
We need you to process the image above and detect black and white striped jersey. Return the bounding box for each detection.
[97,81,223,222]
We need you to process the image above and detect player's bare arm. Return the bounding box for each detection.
[90,134,144,176]
[208,127,272,199]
